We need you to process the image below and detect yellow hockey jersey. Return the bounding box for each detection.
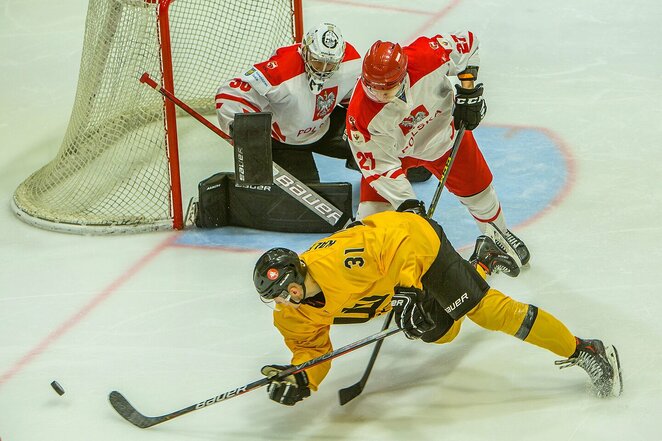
[273,211,441,390]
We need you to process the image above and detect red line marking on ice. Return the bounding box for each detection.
[451,123,575,249]
[507,124,576,231]
[0,235,178,389]
[310,0,428,15]
[167,124,575,252]
[406,0,464,42]
[310,0,465,43]
[169,242,263,253]
[478,123,576,232]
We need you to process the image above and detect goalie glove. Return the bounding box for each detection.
[453,83,487,130]
[391,287,435,340]
[261,364,311,406]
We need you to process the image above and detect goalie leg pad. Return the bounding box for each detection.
[272,144,320,184]
[195,173,231,228]
[195,172,352,233]
[232,112,273,186]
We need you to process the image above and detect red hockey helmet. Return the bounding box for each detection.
[361,41,408,102]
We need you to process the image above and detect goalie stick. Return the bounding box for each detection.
[139,72,344,226]
[109,326,403,428]
[338,124,466,406]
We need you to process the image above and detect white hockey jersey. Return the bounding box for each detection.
[346,32,480,207]
[216,43,362,145]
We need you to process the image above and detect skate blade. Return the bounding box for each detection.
[606,345,623,397]
[484,222,523,268]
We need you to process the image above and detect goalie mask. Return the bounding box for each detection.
[253,248,307,301]
[301,23,346,94]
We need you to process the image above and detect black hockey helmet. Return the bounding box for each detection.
[253,248,307,300]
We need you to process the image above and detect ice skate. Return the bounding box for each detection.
[485,222,530,266]
[470,235,520,277]
[555,338,623,398]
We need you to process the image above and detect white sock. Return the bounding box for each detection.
[456,184,507,233]
[356,201,393,220]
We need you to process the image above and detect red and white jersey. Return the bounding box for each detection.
[216,43,362,145]
[346,32,480,207]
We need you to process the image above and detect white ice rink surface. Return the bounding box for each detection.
[2,0,662,440]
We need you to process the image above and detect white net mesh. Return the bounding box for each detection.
[13,0,297,233]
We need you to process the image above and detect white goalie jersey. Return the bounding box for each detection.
[216,43,362,145]
[346,32,480,207]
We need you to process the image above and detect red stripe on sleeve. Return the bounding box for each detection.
[215,93,261,112]
[390,169,405,179]
[365,168,404,185]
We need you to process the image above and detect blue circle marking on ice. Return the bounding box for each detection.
[176,125,571,253]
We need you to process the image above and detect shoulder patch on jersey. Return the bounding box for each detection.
[346,86,384,145]
[242,66,270,92]
[348,115,366,145]
[347,93,380,146]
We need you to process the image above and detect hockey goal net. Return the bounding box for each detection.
[12,0,303,234]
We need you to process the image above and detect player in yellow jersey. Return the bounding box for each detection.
[252,206,622,406]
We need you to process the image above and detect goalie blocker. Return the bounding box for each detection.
[196,113,351,233]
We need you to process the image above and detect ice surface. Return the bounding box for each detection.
[1,1,661,440]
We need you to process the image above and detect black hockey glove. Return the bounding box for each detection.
[396,199,427,217]
[261,364,311,406]
[391,287,435,340]
[453,83,487,130]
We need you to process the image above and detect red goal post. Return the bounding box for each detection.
[12,0,304,234]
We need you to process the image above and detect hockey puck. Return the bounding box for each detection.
[50,380,65,396]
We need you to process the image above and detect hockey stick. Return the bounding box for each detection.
[109,326,403,428]
[338,310,393,405]
[426,123,465,219]
[139,72,344,226]
[337,124,466,406]
[425,123,523,266]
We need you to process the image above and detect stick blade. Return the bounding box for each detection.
[109,391,163,429]
[338,382,364,406]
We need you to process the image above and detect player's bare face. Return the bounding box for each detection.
[363,80,404,103]
[273,283,305,309]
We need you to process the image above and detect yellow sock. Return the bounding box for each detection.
[468,289,576,357]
